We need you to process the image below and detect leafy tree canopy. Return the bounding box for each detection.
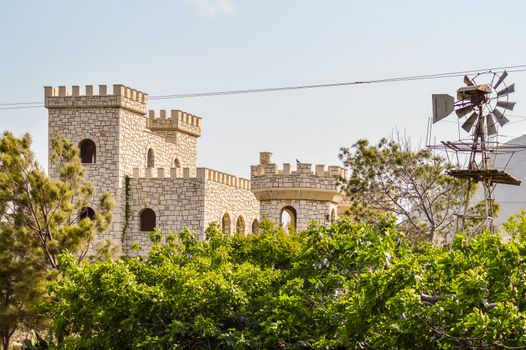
[339,138,485,242]
[45,215,526,349]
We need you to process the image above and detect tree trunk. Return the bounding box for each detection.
[1,332,11,350]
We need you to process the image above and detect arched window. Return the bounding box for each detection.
[147,148,155,168]
[236,216,245,234]
[280,206,297,233]
[222,213,231,234]
[79,139,96,164]
[174,158,181,168]
[252,219,260,234]
[140,208,156,232]
[79,207,95,220]
[330,209,336,223]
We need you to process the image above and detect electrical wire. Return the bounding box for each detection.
[1,64,526,110]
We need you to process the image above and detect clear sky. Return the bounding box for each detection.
[1,0,526,178]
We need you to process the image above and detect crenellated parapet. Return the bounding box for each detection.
[44,84,148,115]
[147,110,201,137]
[203,168,251,189]
[131,167,250,190]
[250,152,346,202]
[251,162,346,178]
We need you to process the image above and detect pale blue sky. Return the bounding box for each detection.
[1,0,526,177]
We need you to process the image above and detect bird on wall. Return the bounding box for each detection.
[296,159,301,164]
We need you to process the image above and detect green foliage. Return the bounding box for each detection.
[0,132,114,269]
[339,138,480,242]
[121,175,131,245]
[0,132,115,349]
[0,222,47,350]
[44,218,526,349]
[503,210,526,241]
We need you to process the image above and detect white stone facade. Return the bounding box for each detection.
[251,152,345,232]
[45,84,346,254]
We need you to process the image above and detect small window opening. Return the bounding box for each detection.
[252,219,260,234]
[330,209,336,223]
[79,207,95,220]
[140,208,156,231]
[147,149,155,168]
[79,139,96,164]
[236,216,245,234]
[222,213,231,234]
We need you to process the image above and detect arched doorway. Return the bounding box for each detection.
[280,206,297,233]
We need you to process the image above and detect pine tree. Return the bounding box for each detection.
[0,132,114,349]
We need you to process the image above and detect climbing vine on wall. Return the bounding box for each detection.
[121,175,131,245]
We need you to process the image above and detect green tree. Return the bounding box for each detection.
[0,223,46,350]
[0,132,114,269]
[338,138,475,242]
[0,132,114,349]
[43,219,526,349]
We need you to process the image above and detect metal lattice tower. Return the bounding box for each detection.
[427,71,524,233]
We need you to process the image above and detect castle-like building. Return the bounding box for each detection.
[45,84,348,254]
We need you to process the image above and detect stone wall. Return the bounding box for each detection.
[260,199,338,232]
[46,85,132,246]
[45,84,347,258]
[127,175,206,255]
[45,84,202,249]
[202,169,259,235]
[251,162,346,191]
[250,152,344,232]
[126,167,259,254]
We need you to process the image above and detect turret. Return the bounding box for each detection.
[44,84,148,115]
[251,152,346,232]
[147,109,201,137]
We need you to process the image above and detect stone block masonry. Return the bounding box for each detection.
[45,83,348,255]
[127,167,259,255]
[250,152,345,232]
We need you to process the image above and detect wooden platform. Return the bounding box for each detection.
[448,169,521,186]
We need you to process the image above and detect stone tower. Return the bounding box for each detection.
[250,152,346,232]
[44,84,202,246]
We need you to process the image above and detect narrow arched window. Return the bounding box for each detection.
[330,209,336,223]
[222,213,231,234]
[252,219,260,234]
[79,207,95,220]
[147,149,155,168]
[140,208,156,231]
[236,216,245,234]
[79,139,96,163]
[280,206,297,233]
[174,158,181,168]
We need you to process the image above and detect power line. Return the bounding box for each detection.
[1,64,526,111]
[150,65,526,100]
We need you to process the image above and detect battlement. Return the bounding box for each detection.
[147,109,202,137]
[44,84,148,115]
[251,152,346,178]
[251,163,347,178]
[250,152,346,202]
[131,167,250,190]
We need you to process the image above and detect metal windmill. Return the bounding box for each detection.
[429,70,522,232]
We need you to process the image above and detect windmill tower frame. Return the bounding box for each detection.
[427,70,524,233]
